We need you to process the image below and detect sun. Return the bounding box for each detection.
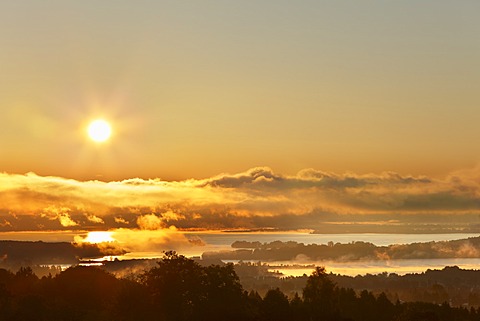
[83,231,115,244]
[87,119,112,142]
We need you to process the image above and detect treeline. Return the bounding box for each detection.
[333,266,480,307]
[204,237,480,261]
[0,240,123,266]
[234,263,480,308]
[1,251,480,321]
[3,236,480,269]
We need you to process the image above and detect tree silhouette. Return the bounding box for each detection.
[0,269,13,321]
[200,264,245,321]
[290,292,308,321]
[337,287,359,321]
[1,258,479,321]
[142,251,208,321]
[303,267,338,320]
[111,278,154,321]
[244,290,263,321]
[50,266,120,321]
[261,288,291,321]
[11,267,38,297]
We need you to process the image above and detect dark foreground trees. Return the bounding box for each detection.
[1,252,480,321]
[141,251,245,321]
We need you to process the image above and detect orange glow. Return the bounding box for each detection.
[83,231,115,244]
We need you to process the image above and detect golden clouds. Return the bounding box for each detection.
[137,214,165,230]
[41,206,78,227]
[114,217,129,225]
[1,167,480,232]
[110,226,193,252]
[86,214,105,224]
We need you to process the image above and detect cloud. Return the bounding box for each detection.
[111,226,192,252]
[114,217,130,225]
[86,214,104,224]
[161,210,186,222]
[58,214,78,227]
[40,206,78,227]
[1,166,480,232]
[0,220,12,228]
[137,214,165,230]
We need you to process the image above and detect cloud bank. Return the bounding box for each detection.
[1,167,480,233]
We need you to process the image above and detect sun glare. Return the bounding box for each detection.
[83,231,115,244]
[87,119,112,142]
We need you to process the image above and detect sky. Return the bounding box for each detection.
[1,1,480,245]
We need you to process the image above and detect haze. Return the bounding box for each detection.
[1,1,479,181]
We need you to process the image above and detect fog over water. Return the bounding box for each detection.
[188,232,480,247]
[267,258,480,277]
[3,231,479,276]
[109,232,480,276]
[189,232,480,276]
[4,231,477,246]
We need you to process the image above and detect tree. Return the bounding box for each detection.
[357,290,377,321]
[375,292,395,321]
[51,266,120,320]
[0,269,13,321]
[302,267,338,320]
[11,267,39,297]
[200,264,245,321]
[142,251,251,321]
[111,278,153,321]
[0,284,12,321]
[141,251,206,321]
[244,290,263,321]
[337,287,359,321]
[290,292,308,321]
[261,288,291,321]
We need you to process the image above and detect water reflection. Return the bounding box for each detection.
[267,258,480,277]
[189,232,480,247]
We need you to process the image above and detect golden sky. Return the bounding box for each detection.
[1,1,480,243]
[0,1,479,181]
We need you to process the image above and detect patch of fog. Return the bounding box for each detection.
[191,232,480,247]
[267,258,480,277]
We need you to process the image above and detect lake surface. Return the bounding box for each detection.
[1,230,476,247]
[187,232,479,248]
[3,231,479,276]
[267,258,480,277]
[114,232,480,276]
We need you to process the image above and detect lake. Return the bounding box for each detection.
[113,231,480,276]
[267,258,480,277]
[2,231,479,276]
[187,231,479,248]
